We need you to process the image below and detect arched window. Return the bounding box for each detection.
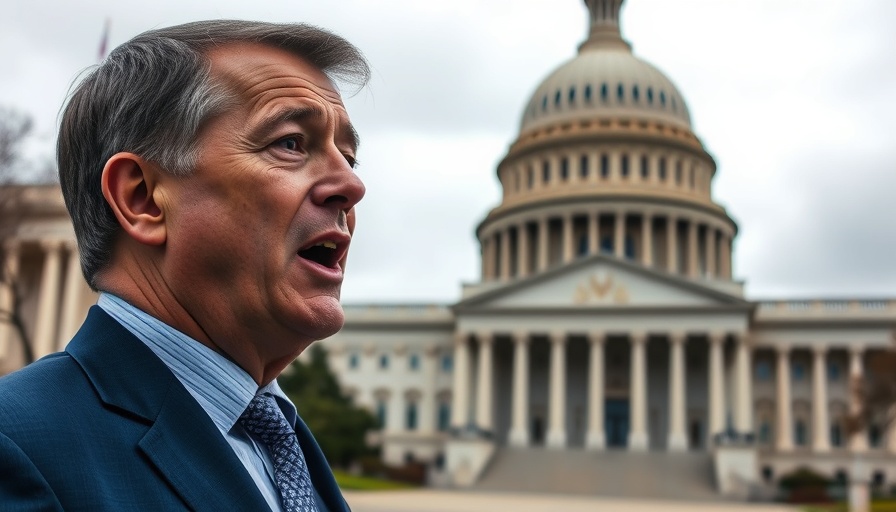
[617,83,625,102]
[554,90,562,107]
[568,86,576,104]
[646,87,654,104]
[584,84,593,102]
[632,85,640,102]
[600,83,609,102]
[659,91,667,107]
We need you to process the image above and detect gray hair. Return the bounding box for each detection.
[57,20,370,290]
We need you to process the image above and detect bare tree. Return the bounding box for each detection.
[847,351,896,437]
[0,107,38,365]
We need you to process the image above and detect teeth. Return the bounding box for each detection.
[315,241,337,250]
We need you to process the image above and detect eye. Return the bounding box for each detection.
[344,155,358,169]
[273,135,303,152]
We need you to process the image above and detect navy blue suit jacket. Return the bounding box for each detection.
[0,307,349,511]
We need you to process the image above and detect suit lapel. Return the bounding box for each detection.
[294,415,349,512]
[68,307,270,511]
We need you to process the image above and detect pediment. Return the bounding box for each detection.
[456,254,749,311]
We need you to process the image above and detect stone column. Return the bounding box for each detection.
[708,332,726,441]
[499,229,511,281]
[720,232,732,279]
[588,211,599,254]
[776,345,793,452]
[614,211,625,259]
[811,346,831,453]
[705,227,717,278]
[641,212,653,267]
[59,241,85,347]
[849,347,868,452]
[666,216,678,273]
[734,333,753,433]
[33,240,64,359]
[546,331,567,448]
[517,222,530,278]
[629,332,649,451]
[538,217,550,272]
[0,241,20,360]
[482,236,494,280]
[450,332,471,429]
[562,213,575,263]
[419,345,439,434]
[687,220,699,278]
[667,332,688,451]
[586,331,606,450]
[475,332,494,432]
[509,331,531,447]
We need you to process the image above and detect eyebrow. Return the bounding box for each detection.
[252,106,360,153]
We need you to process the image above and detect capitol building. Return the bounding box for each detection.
[1,0,894,500]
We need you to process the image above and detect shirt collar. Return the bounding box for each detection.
[98,293,298,432]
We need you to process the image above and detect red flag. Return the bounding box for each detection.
[98,19,110,61]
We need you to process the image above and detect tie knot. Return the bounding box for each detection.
[240,393,294,446]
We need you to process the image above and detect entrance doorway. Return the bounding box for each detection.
[604,399,630,448]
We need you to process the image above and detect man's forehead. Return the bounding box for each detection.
[205,41,343,103]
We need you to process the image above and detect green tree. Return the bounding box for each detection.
[278,344,377,468]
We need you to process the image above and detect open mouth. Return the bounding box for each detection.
[298,240,341,268]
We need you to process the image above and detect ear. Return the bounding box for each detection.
[101,152,167,246]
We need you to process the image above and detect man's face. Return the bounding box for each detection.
[159,42,365,364]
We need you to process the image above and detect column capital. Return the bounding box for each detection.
[477,332,494,345]
[512,331,530,345]
[629,331,648,345]
[668,332,687,345]
[454,331,469,346]
[2,239,21,253]
[39,239,65,252]
[708,331,727,345]
[588,331,607,345]
[811,345,828,356]
[776,344,791,355]
[849,345,865,358]
[549,331,566,344]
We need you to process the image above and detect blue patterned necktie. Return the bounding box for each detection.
[240,393,317,512]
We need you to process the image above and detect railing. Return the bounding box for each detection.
[756,299,896,317]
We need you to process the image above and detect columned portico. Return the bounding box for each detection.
[708,332,726,440]
[734,333,753,433]
[33,240,64,359]
[0,241,20,360]
[849,347,868,452]
[450,332,471,429]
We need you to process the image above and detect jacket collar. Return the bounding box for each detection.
[67,306,272,511]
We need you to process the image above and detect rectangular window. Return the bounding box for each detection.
[542,161,550,183]
[409,354,420,371]
[437,403,451,431]
[640,155,649,179]
[405,403,418,431]
[620,155,629,178]
[376,401,387,429]
[600,154,609,178]
[441,354,453,372]
[348,353,359,370]
[580,155,588,178]
[379,354,389,370]
[560,157,569,180]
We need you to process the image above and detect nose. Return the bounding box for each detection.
[312,148,366,214]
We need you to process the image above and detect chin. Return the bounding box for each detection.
[293,297,346,341]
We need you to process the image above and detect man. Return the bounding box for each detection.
[0,20,368,511]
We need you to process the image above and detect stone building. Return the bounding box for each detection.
[1,0,894,498]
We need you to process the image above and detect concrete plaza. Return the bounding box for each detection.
[343,490,799,512]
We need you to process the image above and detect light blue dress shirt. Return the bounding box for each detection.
[98,293,324,512]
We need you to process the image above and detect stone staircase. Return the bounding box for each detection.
[474,447,723,502]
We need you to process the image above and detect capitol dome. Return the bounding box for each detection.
[520,0,691,135]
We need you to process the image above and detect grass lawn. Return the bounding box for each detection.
[803,502,896,512]
[334,470,417,491]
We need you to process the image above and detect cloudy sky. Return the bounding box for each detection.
[2,0,894,303]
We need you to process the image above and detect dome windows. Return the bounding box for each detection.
[620,154,630,178]
[659,91,667,107]
[568,87,576,104]
[554,90,562,108]
[632,85,640,103]
[600,83,609,102]
[542,160,551,183]
[647,87,654,104]
[580,154,589,178]
[600,154,610,178]
[584,85,593,103]
[560,157,569,181]
[640,155,649,179]
[617,83,625,102]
